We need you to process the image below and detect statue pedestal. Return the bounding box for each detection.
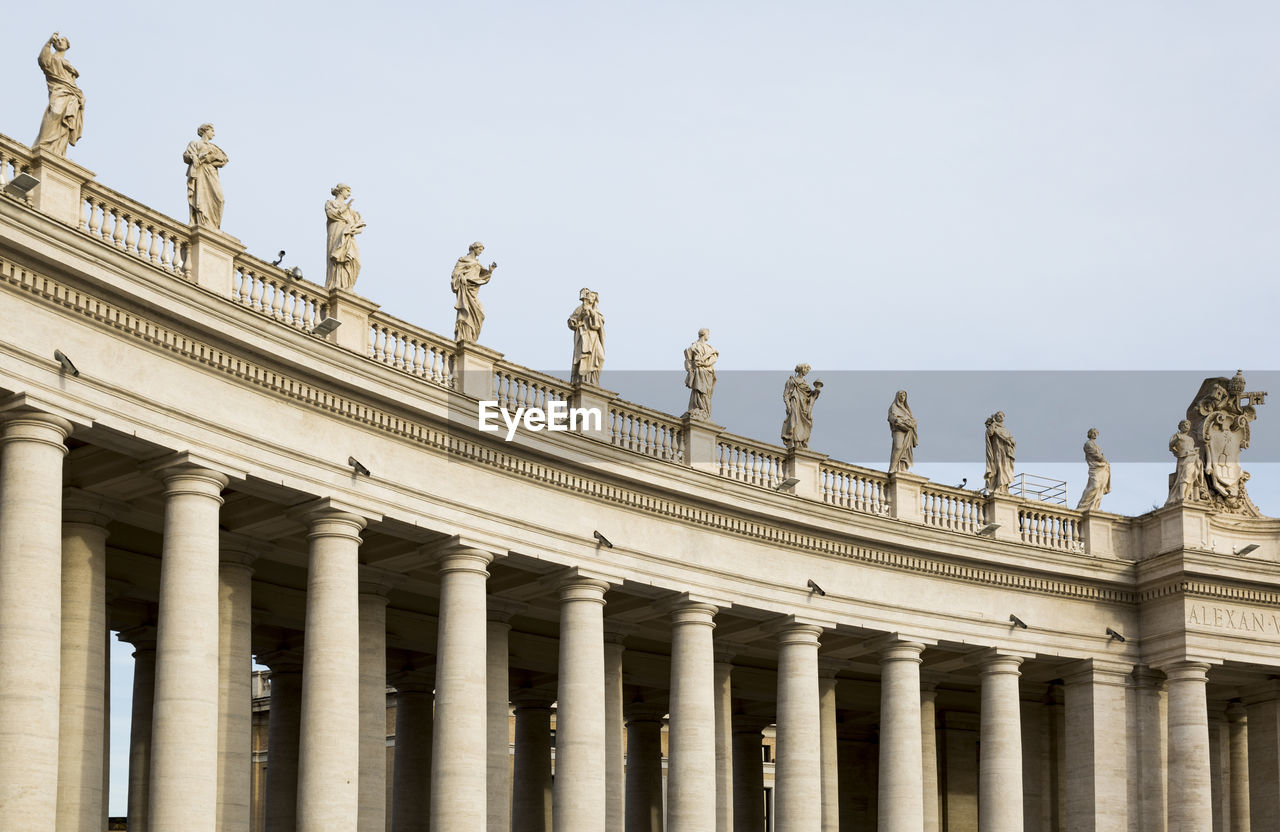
[985,491,1021,543]
[887,472,928,523]
[784,449,827,500]
[569,383,616,442]
[1155,501,1215,554]
[29,150,94,227]
[188,226,244,297]
[454,341,504,401]
[1081,509,1123,559]
[681,416,724,475]
[326,289,380,355]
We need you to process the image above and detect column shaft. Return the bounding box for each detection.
[921,688,940,832]
[217,553,255,832]
[488,618,512,832]
[297,511,366,832]
[818,676,838,832]
[149,466,228,832]
[877,640,925,832]
[122,630,157,832]
[513,700,553,832]
[57,507,110,832]
[669,602,719,832]
[1134,667,1167,832]
[431,548,494,830]
[1226,704,1249,832]
[392,682,434,832]
[775,623,823,832]
[359,589,389,832]
[1166,662,1214,832]
[606,640,626,832]
[1245,684,1279,830]
[0,412,71,830]
[715,662,735,832]
[979,655,1024,832]
[263,660,303,832]
[626,710,666,832]
[553,578,609,832]
[732,720,766,832]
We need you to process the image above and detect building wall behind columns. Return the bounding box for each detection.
[835,725,876,831]
[938,712,978,832]
[1020,685,1049,832]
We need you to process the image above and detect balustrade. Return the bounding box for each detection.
[0,138,32,200]
[717,436,786,489]
[921,485,986,533]
[233,256,327,332]
[368,315,455,388]
[609,405,683,461]
[1018,505,1084,551]
[492,367,571,412]
[821,463,890,515]
[79,183,189,277]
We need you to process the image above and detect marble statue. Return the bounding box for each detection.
[1167,419,1207,506]
[682,329,718,420]
[34,33,84,156]
[887,390,918,474]
[324,184,364,292]
[781,364,823,451]
[983,411,1016,493]
[452,242,497,343]
[183,124,228,229]
[1173,370,1268,515]
[1076,428,1111,511]
[567,288,605,386]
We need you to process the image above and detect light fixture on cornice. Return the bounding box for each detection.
[807,578,826,597]
[775,477,801,492]
[1009,614,1028,630]
[312,316,341,337]
[1106,627,1126,643]
[593,530,614,549]
[270,250,286,266]
[3,172,39,199]
[977,523,1001,537]
[1235,544,1260,557]
[54,349,79,377]
[348,456,371,477]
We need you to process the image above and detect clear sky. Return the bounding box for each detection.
[8,1,1280,814]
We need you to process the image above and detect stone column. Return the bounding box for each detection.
[1165,661,1214,832]
[1210,708,1227,832]
[1064,660,1131,831]
[714,657,735,832]
[626,702,668,832]
[488,609,514,832]
[775,621,823,832]
[512,692,554,832]
[0,409,71,831]
[118,624,157,832]
[1133,666,1168,832]
[668,600,719,832]
[1245,680,1280,830]
[1226,702,1249,832]
[391,668,435,832]
[261,649,304,832]
[732,716,768,832]
[432,546,495,831]
[605,632,627,832]
[921,683,940,832]
[877,639,926,832]
[149,463,229,832]
[817,669,839,832]
[978,653,1024,832]
[359,572,392,832]
[554,575,612,831]
[217,541,258,832]
[57,490,116,832]
[296,508,366,832]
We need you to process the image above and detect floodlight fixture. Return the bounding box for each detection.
[1106,627,1126,643]
[54,349,79,377]
[348,456,371,477]
[955,478,967,489]
[288,266,304,279]
[807,578,826,597]
[776,477,801,492]
[312,317,341,337]
[977,523,1001,537]
[1009,613,1028,630]
[593,530,614,549]
[3,172,39,199]
[271,250,286,266]
[1235,544,1260,557]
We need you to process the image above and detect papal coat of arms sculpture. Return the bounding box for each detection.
[1169,370,1268,516]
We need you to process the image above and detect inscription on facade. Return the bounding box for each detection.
[1187,603,1280,636]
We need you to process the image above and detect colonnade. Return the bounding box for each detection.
[1,405,1279,832]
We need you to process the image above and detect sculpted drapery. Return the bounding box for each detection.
[34,34,84,156]
[1075,428,1111,511]
[452,242,497,343]
[887,390,918,474]
[568,289,605,386]
[325,184,364,292]
[183,124,228,228]
[683,329,718,420]
[781,364,822,451]
[1167,419,1205,505]
[984,411,1015,492]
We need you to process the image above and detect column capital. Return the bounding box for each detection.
[357,565,397,598]
[868,633,932,661]
[660,590,731,617]
[62,486,127,526]
[0,393,92,431]
[116,624,157,653]
[818,658,843,679]
[549,564,624,594]
[776,620,824,647]
[144,451,243,486]
[256,647,305,674]
[1157,659,1213,684]
[219,532,268,569]
[603,622,631,645]
[511,688,557,710]
[732,713,774,735]
[972,649,1028,676]
[488,598,527,623]
[1062,657,1134,686]
[668,600,719,628]
[1226,700,1248,722]
[624,700,669,724]
[0,404,74,449]
[1132,664,1167,690]
[389,666,436,694]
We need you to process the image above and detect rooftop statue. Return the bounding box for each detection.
[781,364,822,451]
[34,33,84,156]
[452,242,497,343]
[568,288,605,386]
[1176,370,1268,515]
[984,411,1015,493]
[1076,428,1110,511]
[324,184,364,291]
[183,124,228,229]
[682,329,718,421]
[887,389,918,474]
[1167,419,1207,506]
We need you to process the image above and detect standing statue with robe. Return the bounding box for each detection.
[984,411,1016,492]
[1167,419,1206,505]
[324,183,364,291]
[183,123,228,229]
[34,33,84,156]
[887,389,918,474]
[567,288,605,386]
[452,242,497,343]
[781,364,823,451]
[1075,428,1111,511]
[683,329,718,420]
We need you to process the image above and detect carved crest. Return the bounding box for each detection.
[1184,370,1267,515]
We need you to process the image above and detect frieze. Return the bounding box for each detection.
[1187,603,1280,636]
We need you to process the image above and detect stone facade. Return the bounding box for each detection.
[0,124,1278,832]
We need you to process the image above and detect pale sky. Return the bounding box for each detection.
[8,1,1280,814]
